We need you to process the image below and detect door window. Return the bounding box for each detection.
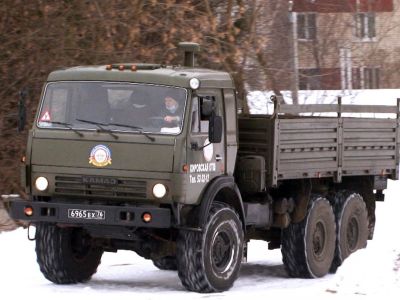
[191,95,217,134]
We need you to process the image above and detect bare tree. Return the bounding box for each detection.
[1,0,400,194]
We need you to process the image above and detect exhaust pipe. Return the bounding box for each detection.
[178,42,200,67]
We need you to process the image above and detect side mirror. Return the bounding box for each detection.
[209,114,222,143]
[201,99,214,118]
[18,89,27,132]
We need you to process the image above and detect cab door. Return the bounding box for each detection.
[185,90,225,204]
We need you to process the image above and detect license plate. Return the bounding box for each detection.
[67,209,105,220]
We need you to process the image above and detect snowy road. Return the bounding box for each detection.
[1,180,399,299]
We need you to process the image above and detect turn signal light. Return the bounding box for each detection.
[24,206,33,217]
[106,64,112,70]
[142,212,152,223]
[21,156,26,163]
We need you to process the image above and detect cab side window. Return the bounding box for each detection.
[191,97,200,133]
[191,95,216,134]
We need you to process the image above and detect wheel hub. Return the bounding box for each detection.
[347,216,359,251]
[212,231,234,272]
[312,222,326,258]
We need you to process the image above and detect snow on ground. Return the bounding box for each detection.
[1,179,399,299]
[327,179,400,298]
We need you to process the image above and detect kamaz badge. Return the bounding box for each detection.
[89,145,112,167]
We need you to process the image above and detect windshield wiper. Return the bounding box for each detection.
[41,120,84,137]
[76,118,118,140]
[109,122,155,142]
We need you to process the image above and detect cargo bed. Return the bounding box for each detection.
[238,98,400,187]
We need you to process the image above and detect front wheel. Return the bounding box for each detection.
[36,223,103,284]
[176,202,244,293]
[282,196,336,278]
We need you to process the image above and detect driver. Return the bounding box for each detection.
[163,96,181,127]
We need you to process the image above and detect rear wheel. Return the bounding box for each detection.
[282,196,336,278]
[36,223,103,284]
[330,192,368,272]
[176,202,244,293]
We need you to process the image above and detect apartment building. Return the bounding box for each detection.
[292,0,400,90]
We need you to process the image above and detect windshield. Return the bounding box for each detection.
[37,81,187,135]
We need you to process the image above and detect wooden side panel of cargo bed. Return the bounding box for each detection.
[342,118,397,175]
[275,118,339,184]
[238,115,398,187]
[274,117,398,185]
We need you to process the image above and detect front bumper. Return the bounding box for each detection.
[8,198,171,228]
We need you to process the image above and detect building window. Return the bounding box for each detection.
[297,13,316,40]
[355,13,376,40]
[352,67,380,89]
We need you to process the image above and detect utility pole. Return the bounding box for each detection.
[289,0,299,104]
[340,47,352,93]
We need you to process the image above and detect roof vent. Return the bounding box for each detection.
[178,42,200,67]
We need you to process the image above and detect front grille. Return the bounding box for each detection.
[54,175,147,199]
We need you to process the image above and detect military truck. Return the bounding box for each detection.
[7,43,400,293]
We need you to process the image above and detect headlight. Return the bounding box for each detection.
[152,183,167,199]
[189,78,200,90]
[35,177,49,191]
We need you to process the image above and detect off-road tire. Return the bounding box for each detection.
[282,196,336,278]
[176,202,244,293]
[330,191,368,273]
[36,223,103,284]
[152,256,177,271]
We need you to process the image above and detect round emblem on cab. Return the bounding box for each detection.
[89,145,112,167]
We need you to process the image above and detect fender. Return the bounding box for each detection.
[196,175,246,232]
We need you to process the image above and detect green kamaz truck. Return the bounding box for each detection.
[7,43,400,293]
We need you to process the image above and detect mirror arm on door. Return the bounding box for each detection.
[191,142,211,151]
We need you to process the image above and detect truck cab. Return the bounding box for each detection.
[25,62,235,209]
